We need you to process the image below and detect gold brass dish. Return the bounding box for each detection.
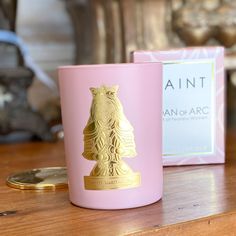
[6,167,68,190]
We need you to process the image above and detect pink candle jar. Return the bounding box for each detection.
[58,63,163,209]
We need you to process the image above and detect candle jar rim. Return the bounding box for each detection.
[58,62,162,70]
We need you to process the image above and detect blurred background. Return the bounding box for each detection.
[0,0,235,142]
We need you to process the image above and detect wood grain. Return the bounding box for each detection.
[0,130,236,235]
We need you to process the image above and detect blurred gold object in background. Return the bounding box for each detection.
[66,0,236,67]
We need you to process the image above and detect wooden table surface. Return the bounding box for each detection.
[0,130,236,236]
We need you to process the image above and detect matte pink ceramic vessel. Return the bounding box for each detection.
[58,63,163,209]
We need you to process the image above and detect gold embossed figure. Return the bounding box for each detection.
[83,85,140,190]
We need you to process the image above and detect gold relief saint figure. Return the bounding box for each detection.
[83,85,140,190]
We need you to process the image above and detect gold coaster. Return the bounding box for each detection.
[6,167,68,190]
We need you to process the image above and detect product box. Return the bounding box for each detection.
[132,47,225,166]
